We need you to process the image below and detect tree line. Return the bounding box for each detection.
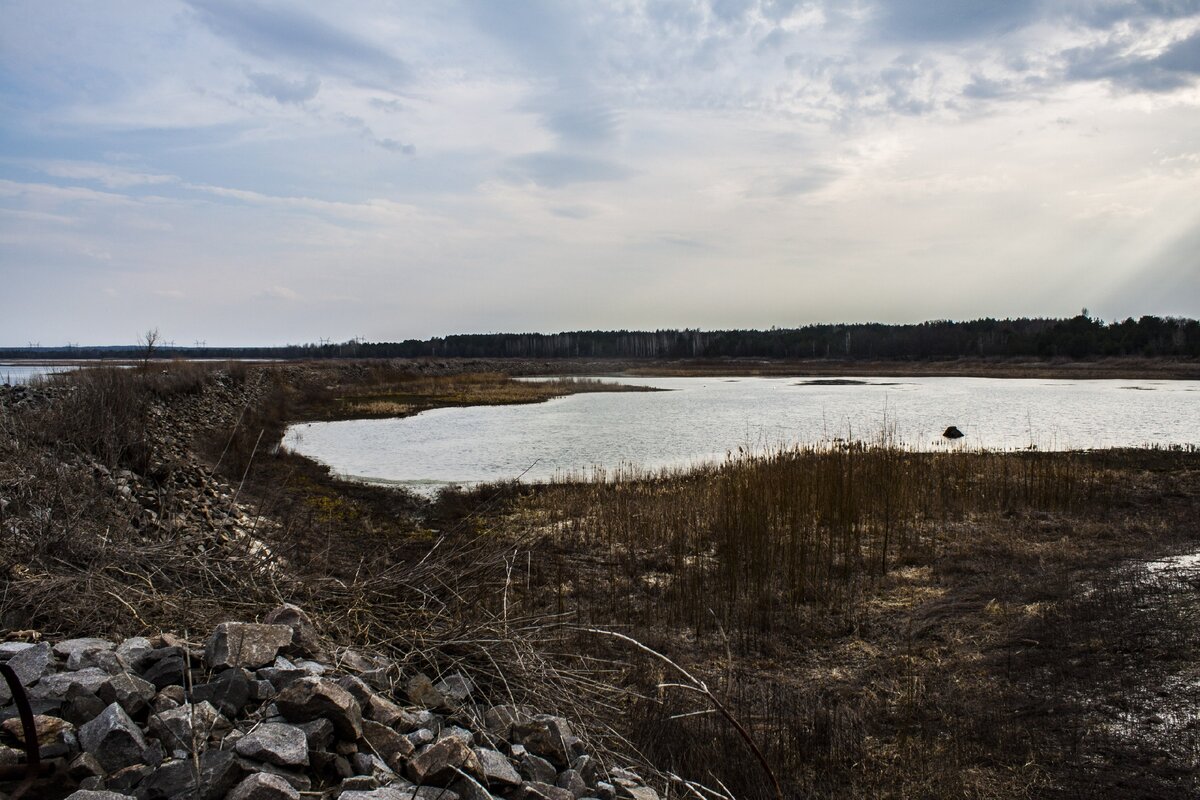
[3,315,1197,362]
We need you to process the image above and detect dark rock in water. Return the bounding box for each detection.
[943,426,965,440]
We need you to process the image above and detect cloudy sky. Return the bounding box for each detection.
[2,1,1199,346]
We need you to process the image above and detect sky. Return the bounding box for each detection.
[1,1,1199,346]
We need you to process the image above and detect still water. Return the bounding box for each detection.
[283,376,1200,494]
[0,364,75,384]
[282,377,1199,492]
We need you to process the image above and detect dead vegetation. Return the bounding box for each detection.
[2,362,1198,798]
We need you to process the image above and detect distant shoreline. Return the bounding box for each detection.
[4,355,1198,381]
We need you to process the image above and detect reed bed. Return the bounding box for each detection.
[518,442,1113,642]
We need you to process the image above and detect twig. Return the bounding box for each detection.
[580,627,783,800]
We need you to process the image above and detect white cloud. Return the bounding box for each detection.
[0,0,1198,345]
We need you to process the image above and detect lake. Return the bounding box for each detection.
[0,363,76,384]
[281,376,1199,493]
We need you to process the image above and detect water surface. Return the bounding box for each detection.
[283,376,1199,493]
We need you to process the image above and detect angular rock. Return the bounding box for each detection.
[519,752,558,784]
[407,728,436,749]
[407,736,482,786]
[360,719,414,771]
[191,667,252,717]
[234,722,308,767]
[450,777,500,800]
[64,791,133,800]
[206,623,293,670]
[29,667,110,700]
[0,641,35,659]
[339,790,415,800]
[616,787,660,800]
[441,725,474,745]
[143,655,186,690]
[336,674,375,705]
[97,671,156,717]
[296,717,334,752]
[434,671,475,703]
[65,751,105,781]
[406,673,445,709]
[147,701,229,755]
[518,783,574,800]
[274,677,362,740]
[67,647,127,673]
[571,755,600,782]
[115,636,155,671]
[557,769,590,799]
[342,773,380,790]
[106,763,153,794]
[137,750,244,800]
[228,771,301,800]
[5,641,52,688]
[262,603,323,658]
[483,704,534,737]
[513,715,574,767]
[367,695,429,732]
[78,702,147,772]
[473,746,521,787]
[53,637,114,660]
[1,713,73,747]
[233,759,312,792]
[61,685,107,727]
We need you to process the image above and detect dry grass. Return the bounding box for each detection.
[473,444,1200,798]
[5,363,1198,798]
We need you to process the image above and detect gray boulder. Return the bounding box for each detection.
[274,677,362,740]
[206,623,293,669]
[147,701,229,755]
[97,671,156,717]
[360,719,414,771]
[137,750,244,800]
[227,771,301,800]
[30,666,111,700]
[78,702,147,772]
[513,715,574,767]
[474,747,521,787]
[406,736,482,786]
[233,722,309,767]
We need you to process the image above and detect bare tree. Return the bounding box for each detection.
[140,328,160,369]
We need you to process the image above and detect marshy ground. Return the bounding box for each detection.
[2,360,1197,798]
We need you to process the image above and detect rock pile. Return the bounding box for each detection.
[0,606,661,800]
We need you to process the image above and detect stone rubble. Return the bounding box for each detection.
[0,605,661,800]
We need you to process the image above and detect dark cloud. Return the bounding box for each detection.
[506,152,634,188]
[246,71,320,104]
[1071,0,1200,28]
[185,0,409,88]
[375,138,415,155]
[880,57,938,114]
[962,74,1015,99]
[874,0,1039,42]
[1064,30,1200,91]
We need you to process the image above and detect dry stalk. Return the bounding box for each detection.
[581,627,784,800]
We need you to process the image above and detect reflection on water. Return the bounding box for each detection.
[282,376,1200,493]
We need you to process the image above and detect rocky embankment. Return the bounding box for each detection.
[0,605,660,800]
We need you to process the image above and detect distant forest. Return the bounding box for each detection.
[3,315,1198,361]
